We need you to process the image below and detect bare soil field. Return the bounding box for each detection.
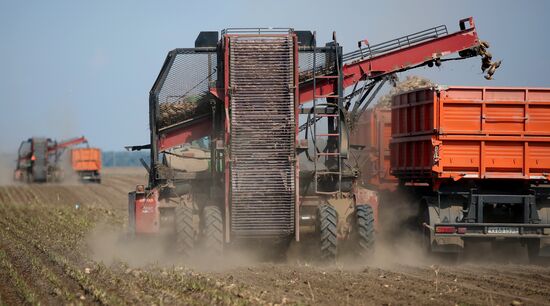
[0,168,549,305]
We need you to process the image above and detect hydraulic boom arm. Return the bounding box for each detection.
[298,17,491,104]
[50,136,88,152]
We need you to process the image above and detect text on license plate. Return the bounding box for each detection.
[487,227,519,234]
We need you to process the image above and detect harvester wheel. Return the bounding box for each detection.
[202,206,223,255]
[355,205,375,257]
[317,204,338,261]
[175,206,194,256]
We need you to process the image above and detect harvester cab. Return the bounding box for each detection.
[129,17,496,259]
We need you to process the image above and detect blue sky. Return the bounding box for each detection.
[1,0,549,152]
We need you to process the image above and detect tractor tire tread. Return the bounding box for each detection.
[318,204,338,261]
[175,206,194,256]
[203,206,223,255]
[355,205,375,256]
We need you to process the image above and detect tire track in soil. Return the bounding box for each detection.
[0,204,123,305]
[1,201,250,305]
[444,264,550,300]
[0,223,81,304]
[371,264,550,305]
[0,186,18,205]
[0,249,37,305]
[209,262,550,306]
[0,250,28,306]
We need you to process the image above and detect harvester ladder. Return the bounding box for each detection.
[312,33,343,196]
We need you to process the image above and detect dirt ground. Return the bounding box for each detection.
[1,168,550,305]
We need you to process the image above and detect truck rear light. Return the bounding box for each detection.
[457,227,467,234]
[435,226,456,234]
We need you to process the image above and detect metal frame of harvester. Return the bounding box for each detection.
[129,17,495,259]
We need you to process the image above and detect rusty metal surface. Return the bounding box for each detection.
[229,35,296,237]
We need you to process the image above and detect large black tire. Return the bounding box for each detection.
[317,204,338,261]
[175,206,194,256]
[420,202,432,253]
[355,205,375,257]
[202,206,224,255]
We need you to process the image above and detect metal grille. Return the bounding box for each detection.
[298,49,335,82]
[157,49,217,104]
[229,36,296,237]
[154,49,217,128]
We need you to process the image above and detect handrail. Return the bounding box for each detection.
[221,28,293,35]
[342,25,448,62]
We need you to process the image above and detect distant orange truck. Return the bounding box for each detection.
[71,148,101,183]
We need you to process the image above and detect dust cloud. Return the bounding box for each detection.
[57,150,83,185]
[368,189,532,267]
[86,188,532,273]
[87,223,173,267]
[87,223,260,272]
[0,153,15,185]
[370,190,428,267]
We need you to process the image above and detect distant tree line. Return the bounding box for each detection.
[102,151,149,167]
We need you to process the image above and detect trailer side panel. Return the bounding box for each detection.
[391,86,550,182]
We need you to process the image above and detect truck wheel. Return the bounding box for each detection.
[527,240,550,266]
[421,200,460,263]
[175,206,194,256]
[420,202,432,252]
[202,206,223,255]
[355,205,375,257]
[317,204,338,261]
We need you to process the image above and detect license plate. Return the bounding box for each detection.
[487,227,519,234]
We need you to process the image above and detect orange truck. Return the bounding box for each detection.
[71,148,101,183]
[354,86,550,263]
[391,86,550,262]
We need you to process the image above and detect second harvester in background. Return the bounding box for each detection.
[14,136,102,184]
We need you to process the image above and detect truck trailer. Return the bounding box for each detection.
[390,86,550,263]
[71,148,102,183]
